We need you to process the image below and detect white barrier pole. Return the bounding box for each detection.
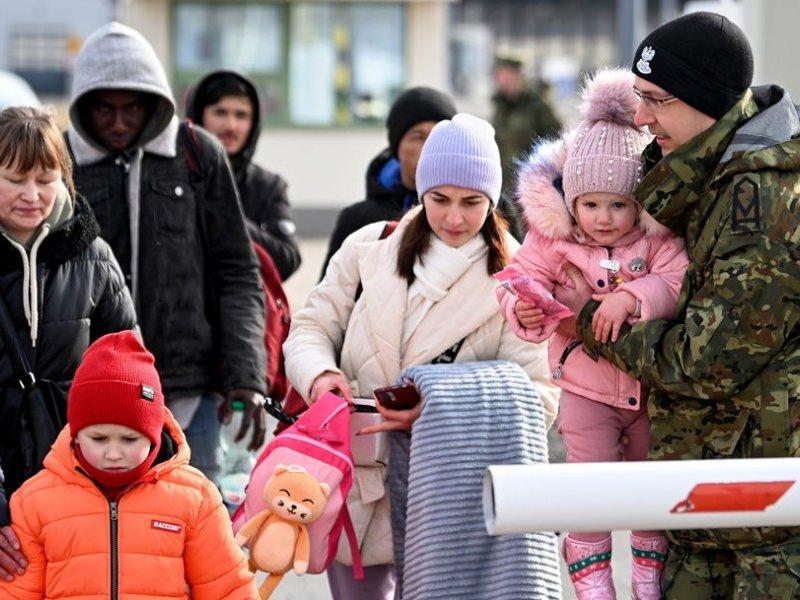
[483,458,800,535]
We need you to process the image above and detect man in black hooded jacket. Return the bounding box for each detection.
[320,87,525,278]
[188,71,301,281]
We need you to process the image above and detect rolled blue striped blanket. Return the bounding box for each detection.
[388,360,561,600]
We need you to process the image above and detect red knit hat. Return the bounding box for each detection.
[68,331,165,445]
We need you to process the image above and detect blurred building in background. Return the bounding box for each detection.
[0,0,797,234]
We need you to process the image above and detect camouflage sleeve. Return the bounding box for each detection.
[576,225,800,401]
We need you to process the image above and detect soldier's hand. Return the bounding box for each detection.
[220,389,267,452]
[592,291,637,343]
[0,525,26,581]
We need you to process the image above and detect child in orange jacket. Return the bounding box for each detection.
[2,331,259,599]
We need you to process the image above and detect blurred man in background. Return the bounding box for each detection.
[492,54,561,201]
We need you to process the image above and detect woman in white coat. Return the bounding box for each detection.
[283,113,558,600]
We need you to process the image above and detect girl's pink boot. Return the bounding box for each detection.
[563,535,616,600]
[630,534,669,600]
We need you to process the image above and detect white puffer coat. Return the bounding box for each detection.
[283,210,558,566]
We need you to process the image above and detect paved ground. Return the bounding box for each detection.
[259,237,634,599]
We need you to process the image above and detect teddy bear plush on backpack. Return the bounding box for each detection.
[235,464,331,599]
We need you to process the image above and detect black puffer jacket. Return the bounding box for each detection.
[187,70,301,281]
[0,198,137,496]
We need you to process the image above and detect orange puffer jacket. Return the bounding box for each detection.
[4,412,258,599]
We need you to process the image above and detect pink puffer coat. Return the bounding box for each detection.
[497,137,688,410]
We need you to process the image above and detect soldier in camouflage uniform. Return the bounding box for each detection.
[492,55,561,202]
[558,13,800,599]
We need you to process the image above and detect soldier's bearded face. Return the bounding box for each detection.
[632,77,716,156]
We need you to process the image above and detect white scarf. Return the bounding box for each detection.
[401,234,488,355]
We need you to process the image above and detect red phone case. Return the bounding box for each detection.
[374,383,420,410]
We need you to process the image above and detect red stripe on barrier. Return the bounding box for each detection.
[670,481,794,513]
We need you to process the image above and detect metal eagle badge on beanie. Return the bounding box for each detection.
[636,46,655,74]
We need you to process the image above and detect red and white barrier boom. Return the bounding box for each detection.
[483,458,800,535]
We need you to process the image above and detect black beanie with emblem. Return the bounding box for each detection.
[631,11,753,119]
[386,87,456,157]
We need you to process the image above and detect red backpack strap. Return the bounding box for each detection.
[342,505,365,580]
[179,120,204,179]
[382,220,398,238]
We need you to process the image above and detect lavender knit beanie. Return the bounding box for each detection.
[415,113,502,205]
[562,69,651,215]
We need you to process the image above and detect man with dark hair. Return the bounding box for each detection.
[557,12,800,598]
[320,86,527,277]
[66,23,267,485]
[319,87,457,277]
[187,71,301,281]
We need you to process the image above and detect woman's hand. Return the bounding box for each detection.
[309,370,353,404]
[592,290,637,343]
[358,401,423,435]
[514,301,545,333]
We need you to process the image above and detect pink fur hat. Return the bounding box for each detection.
[562,68,651,214]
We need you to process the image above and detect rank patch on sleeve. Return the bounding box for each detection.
[731,176,762,233]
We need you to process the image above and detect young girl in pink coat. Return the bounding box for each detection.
[497,69,688,600]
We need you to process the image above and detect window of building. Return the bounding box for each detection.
[173,1,405,127]
[9,28,71,95]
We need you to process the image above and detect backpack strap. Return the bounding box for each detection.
[342,504,365,580]
[430,337,466,365]
[178,120,204,180]
[177,121,209,249]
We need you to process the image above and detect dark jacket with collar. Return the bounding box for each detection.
[320,148,414,279]
[0,197,137,495]
[66,23,266,399]
[187,70,301,281]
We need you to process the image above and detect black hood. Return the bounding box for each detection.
[186,70,261,176]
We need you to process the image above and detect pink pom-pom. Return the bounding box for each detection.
[580,68,638,127]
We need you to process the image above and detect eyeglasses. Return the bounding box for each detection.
[633,88,677,109]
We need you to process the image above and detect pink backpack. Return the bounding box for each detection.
[232,392,364,578]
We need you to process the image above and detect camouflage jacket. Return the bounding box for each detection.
[577,86,800,549]
[492,87,561,196]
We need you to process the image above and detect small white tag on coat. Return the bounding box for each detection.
[599,259,620,272]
